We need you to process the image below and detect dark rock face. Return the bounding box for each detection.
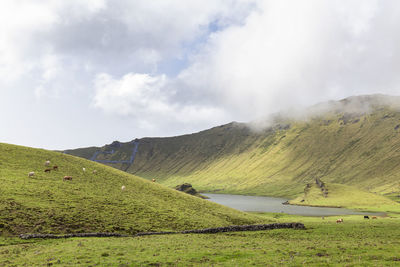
[109,141,122,149]
[175,183,198,195]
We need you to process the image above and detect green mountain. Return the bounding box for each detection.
[0,143,261,236]
[65,94,400,205]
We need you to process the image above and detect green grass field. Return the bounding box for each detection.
[1,213,400,266]
[0,143,261,236]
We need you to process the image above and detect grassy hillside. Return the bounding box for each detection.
[290,182,400,212]
[65,95,400,207]
[0,143,262,236]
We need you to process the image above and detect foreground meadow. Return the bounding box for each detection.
[1,213,400,266]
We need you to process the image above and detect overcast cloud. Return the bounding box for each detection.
[1,0,400,149]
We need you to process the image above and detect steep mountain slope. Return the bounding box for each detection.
[65,95,400,200]
[0,143,261,236]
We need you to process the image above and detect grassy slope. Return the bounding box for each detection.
[65,95,400,208]
[290,183,400,212]
[0,143,262,236]
[1,214,400,266]
[159,108,400,198]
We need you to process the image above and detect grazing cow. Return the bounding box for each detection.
[53,165,58,170]
[364,216,370,219]
[372,216,378,219]
[152,179,156,182]
[121,185,126,191]
[63,176,72,181]
[92,170,97,174]
[28,171,35,177]
[44,168,51,173]
[336,218,343,223]
[44,160,50,166]
[82,167,86,172]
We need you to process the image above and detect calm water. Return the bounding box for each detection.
[204,193,384,217]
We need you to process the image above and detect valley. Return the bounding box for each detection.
[65,95,400,211]
[2,95,400,266]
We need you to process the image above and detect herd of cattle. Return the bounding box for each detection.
[27,159,157,190]
[27,160,98,181]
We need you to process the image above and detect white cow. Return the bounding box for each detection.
[44,160,50,166]
[82,167,86,172]
[121,185,126,191]
[28,171,35,177]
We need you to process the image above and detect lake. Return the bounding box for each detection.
[204,193,384,217]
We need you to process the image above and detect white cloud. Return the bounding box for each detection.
[171,0,400,121]
[92,0,400,134]
[2,0,400,149]
[92,72,228,130]
[93,73,169,116]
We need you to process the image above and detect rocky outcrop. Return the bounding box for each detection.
[315,178,328,198]
[175,183,208,199]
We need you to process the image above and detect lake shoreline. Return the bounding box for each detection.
[203,193,386,217]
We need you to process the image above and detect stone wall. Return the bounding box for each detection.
[19,223,305,240]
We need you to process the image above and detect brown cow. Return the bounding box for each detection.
[44,168,52,173]
[63,176,72,181]
[53,165,58,170]
[372,216,378,219]
[336,218,343,223]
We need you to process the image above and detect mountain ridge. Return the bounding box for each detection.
[64,94,400,203]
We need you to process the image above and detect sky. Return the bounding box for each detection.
[1,0,400,150]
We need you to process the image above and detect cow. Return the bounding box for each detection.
[121,185,126,191]
[28,171,35,177]
[82,167,86,172]
[336,218,343,223]
[372,216,378,219]
[44,160,50,166]
[92,170,97,174]
[53,165,58,170]
[152,179,156,182]
[63,176,72,181]
[44,168,51,173]
[364,216,370,219]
